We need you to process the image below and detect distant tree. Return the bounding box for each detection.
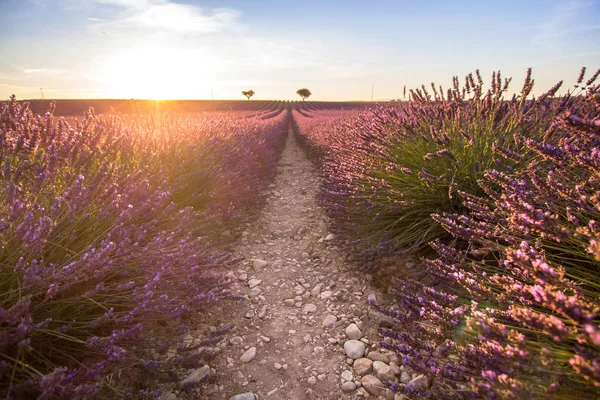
[296,88,311,101]
[242,90,255,100]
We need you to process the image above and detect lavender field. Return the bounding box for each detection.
[3,0,600,397]
[292,69,600,399]
[0,97,291,397]
[2,66,599,399]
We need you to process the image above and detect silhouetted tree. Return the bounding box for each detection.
[296,88,311,101]
[242,90,255,100]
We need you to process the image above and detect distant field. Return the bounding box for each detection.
[20,99,380,116]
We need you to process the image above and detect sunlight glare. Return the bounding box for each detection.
[94,47,216,100]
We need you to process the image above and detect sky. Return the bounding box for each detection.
[0,0,599,101]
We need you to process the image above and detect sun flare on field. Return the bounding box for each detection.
[94,47,215,100]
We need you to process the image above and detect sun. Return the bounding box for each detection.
[94,47,215,100]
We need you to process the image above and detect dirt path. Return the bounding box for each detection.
[186,118,409,400]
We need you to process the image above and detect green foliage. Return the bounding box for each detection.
[242,90,255,100]
[328,70,566,254]
[296,88,312,101]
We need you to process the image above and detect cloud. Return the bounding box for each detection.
[23,68,49,74]
[87,17,105,21]
[25,68,67,76]
[10,65,68,77]
[531,50,600,65]
[95,0,155,9]
[128,4,240,33]
[533,24,600,45]
[79,0,241,34]
[531,0,599,46]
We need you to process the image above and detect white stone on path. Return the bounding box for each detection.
[345,323,362,340]
[229,393,256,400]
[258,307,267,319]
[344,340,366,359]
[252,259,267,271]
[320,290,333,300]
[240,347,256,363]
[260,335,271,343]
[341,381,357,393]
[361,374,387,396]
[311,284,322,297]
[353,358,373,375]
[373,361,395,381]
[341,370,354,381]
[303,303,317,313]
[367,351,389,363]
[248,279,262,289]
[181,365,210,384]
[322,315,337,327]
[162,391,177,400]
[400,371,411,384]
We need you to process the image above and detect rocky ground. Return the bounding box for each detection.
[168,122,426,399]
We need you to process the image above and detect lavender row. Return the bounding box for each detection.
[0,96,288,398]
[293,69,599,398]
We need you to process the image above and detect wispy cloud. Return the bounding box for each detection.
[532,0,599,46]
[531,50,600,65]
[0,75,21,81]
[77,0,241,34]
[127,4,240,33]
[10,65,68,77]
[26,68,67,76]
[95,0,154,9]
[23,68,49,74]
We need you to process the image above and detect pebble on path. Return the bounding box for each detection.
[345,323,362,340]
[240,347,257,363]
[344,340,366,359]
[322,314,337,327]
[229,393,256,400]
[181,365,210,384]
[303,303,317,313]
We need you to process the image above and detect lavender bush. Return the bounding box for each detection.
[294,69,599,397]
[297,70,574,257]
[0,97,288,398]
[415,79,599,398]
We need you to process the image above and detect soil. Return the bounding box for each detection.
[174,121,402,400]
